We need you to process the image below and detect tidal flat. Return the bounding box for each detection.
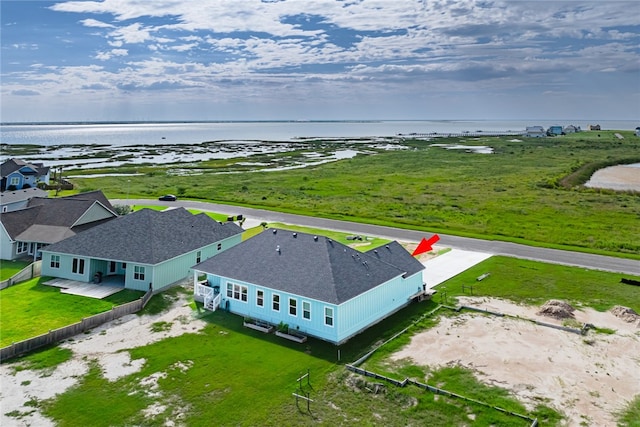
[36,131,640,257]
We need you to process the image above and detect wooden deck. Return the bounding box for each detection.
[43,278,124,299]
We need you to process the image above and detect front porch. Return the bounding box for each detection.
[44,276,125,299]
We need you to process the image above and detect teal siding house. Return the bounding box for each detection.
[0,158,50,191]
[41,208,243,292]
[192,229,425,345]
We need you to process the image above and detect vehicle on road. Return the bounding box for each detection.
[158,194,177,201]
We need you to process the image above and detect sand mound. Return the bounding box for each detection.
[610,305,640,324]
[537,300,575,320]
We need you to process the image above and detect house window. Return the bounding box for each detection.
[302,301,311,320]
[289,298,297,316]
[196,251,201,263]
[16,242,28,254]
[324,307,334,327]
[134,266,145,281]
[256,289,264,307]
[72,258,85,275]
[217,243,222,251]
[50,255,60,269]
[10,177,20,186]
[109,261,116,273]
[226,283,248,302]
[272,294,280,312]
[122,263,126,269]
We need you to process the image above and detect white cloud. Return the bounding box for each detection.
[79,18,114,28]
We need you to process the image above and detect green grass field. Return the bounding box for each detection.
[69,131,640,258]
[0,278,144,347]
[0,260,31,281]
[30,258,640,426]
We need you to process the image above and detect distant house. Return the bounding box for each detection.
[524,126,546,138]
[588,124,601,131]
[0,187,48,213]
[41,208,244,292]
[0,158,50,192]
[563,125,580,134]
[547,125,563,136]
[192,229,426,345]
[635,127,640,137]
[0,191,117,261]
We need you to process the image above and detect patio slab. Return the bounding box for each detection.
[43,278,124,299]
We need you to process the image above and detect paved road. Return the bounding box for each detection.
[114,199,640,276]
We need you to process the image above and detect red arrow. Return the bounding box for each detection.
[412,234,440,256]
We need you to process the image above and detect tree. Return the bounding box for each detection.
[113,204,132,216]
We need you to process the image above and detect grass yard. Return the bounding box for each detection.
[434,256,640,312]
[0,278,144,347]
[0,260,31,281]
[40,301,549,426]
[28,257,640,425]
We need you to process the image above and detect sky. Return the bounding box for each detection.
[1,0,639,122]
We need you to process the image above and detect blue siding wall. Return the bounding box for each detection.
[335,272,423,343]
[207,270,423,344]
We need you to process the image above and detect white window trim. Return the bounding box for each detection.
[324,306,334,328]
[288,297,297,317]
[302,300,311,321]
[72,258,85,275]
[16,241,28,254]
[50,255,60,269]
[226,282,248,303]
[134,265,145,281]
[272,293,280,312]
[256,289,264,307]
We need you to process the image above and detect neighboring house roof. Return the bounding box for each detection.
[42,208,244,265]
[193,229,425,305]
[0,158,50,178]
[1,191,117,244]
[0,187,48,205]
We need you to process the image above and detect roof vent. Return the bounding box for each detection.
[276,245,281,253]
[273,229,277,234]
[293,232,297,238]
[385,245,390,249]
[313,236,318,241]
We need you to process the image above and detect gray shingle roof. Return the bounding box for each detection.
[42,208,244,265]
[193,229,424,305]
[0,187,49,206]
[0,158,49,179]
[1,191,117,243]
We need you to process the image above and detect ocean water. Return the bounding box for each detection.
[1,120,636,147]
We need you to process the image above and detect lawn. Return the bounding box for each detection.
[40,300,548,426]
[0,259,31,281]
[434,256,640,312]
[0,278,144,347]
[29,256,640,426]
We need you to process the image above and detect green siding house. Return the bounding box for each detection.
[41,208,243,292]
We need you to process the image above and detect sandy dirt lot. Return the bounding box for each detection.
[585,163,640,191]
[391,297,640,426]
[0,292,207,427]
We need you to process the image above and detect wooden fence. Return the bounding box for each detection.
[0,261,42,290]
[0,289,154,362]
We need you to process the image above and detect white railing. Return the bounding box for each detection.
[206,293,222,311]
[194,282,213,299]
